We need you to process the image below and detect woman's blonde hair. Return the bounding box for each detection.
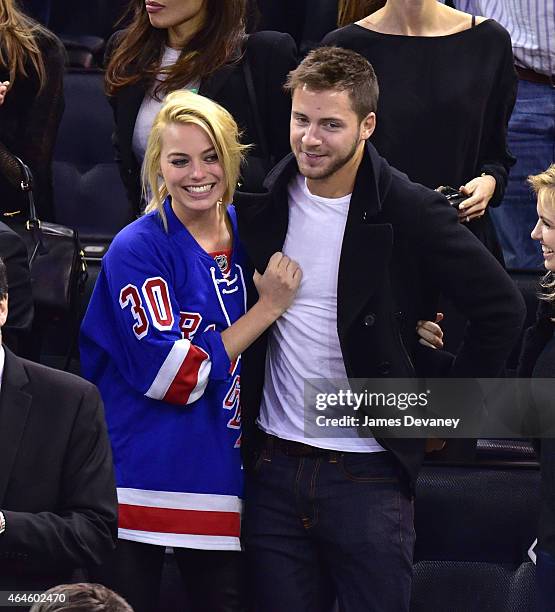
[143,90,250,229]
[0,0,51,89]
[528,164,555,302]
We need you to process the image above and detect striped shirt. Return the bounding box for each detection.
[448,0,555,76]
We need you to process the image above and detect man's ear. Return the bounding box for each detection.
[360,112,376,141]
[0,296,8,329]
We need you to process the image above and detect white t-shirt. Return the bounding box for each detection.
[132,46,200,164]
[258,174,385,453]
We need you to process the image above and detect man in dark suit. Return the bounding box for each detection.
[235,47,526,612]
[0,258,117,596]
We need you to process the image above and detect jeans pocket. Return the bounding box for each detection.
[252,447,272,475]
[340,452,399,483]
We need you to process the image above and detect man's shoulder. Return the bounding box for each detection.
[380,161,441,218]
[9,352,98,401]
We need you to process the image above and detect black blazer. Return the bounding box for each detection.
[0,31,65,221]
[235,143,526,488]
[107,30,298,212]
[0,349,117,593]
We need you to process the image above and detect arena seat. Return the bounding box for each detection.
[53,68,133,247]
[412,463,539,611]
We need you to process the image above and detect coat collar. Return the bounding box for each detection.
[262,140,391,216]
[235,142,396,342]
[199,56,242,100]
[0,347,31,504]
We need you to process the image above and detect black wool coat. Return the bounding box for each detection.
[235,142,526,489]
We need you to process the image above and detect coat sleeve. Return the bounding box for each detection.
[0,384,117,568]
[80,231,232,405]
[477,24,517,207]
[418,189,525,376]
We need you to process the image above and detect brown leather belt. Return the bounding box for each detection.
[516,65,555,87]
[262,433,337,457]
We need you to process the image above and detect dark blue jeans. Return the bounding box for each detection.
[243,439,415,612]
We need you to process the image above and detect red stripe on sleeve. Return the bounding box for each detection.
[163,345,209,404]
[119,504,240,537]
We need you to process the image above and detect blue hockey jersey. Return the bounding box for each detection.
[80,199,248,550]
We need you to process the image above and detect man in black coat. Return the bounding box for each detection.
[235,47,526,612]
[0,258,117,600]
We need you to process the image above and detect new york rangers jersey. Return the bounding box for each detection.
[80,199,248,551]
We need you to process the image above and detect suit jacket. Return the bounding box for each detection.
[107,30,298,212]
[0,348,117,592]
[235,143,526,488]
[0,223,33,354]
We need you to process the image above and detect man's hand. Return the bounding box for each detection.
[0,81,9,106]
[457,174,496,223]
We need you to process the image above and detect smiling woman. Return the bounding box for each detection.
[105,0,298,215]
[531,169,555,274]
[80,91,302,612]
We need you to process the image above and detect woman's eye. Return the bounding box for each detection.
[205,155,219,163]
[171,159,188,167]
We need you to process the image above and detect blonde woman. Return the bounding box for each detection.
[520,164,555,612]
[80,90,301,612]
[0,0,64,220]
[417,165,555,610]
[105,0,297,213]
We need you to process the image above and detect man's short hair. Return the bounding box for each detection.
[29,583,133,612]
[0,258,7,301]
[285,46,379,121]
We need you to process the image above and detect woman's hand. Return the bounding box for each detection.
[254,251,302,320]
[457,174,496,223]
[0,81,9,106]
[416,312,444,349]
[221,252,302,362]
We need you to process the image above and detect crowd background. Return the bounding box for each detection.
[0,1,553,611]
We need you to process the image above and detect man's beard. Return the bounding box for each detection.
[299,136,361,182]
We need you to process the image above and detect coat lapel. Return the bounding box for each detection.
[199,63,239,101]
[0,348,31,504]
[234,154,297,272]
[199,43,243,101]
[337,145,394,337]
[118,81,146,156]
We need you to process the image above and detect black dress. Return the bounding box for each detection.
[0,30,65,221]
[323,19,517,261]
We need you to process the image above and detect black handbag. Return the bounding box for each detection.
[0,147,87,317]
